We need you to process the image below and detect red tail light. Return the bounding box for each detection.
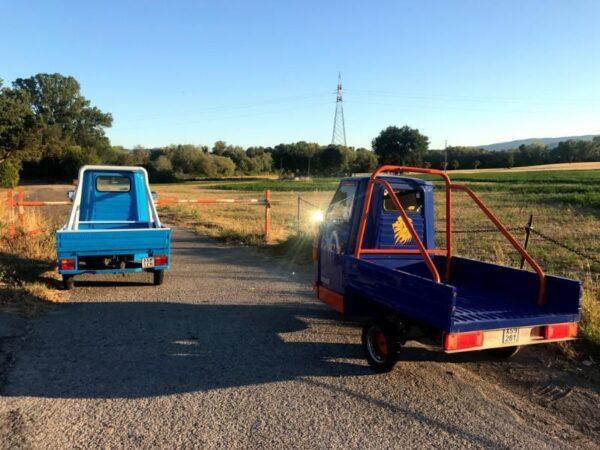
[60,258,75,270]
[154,255,168,266]
[544,323,577,340]
[444,331,484,351]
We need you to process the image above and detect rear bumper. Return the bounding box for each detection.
[443,322,578,353]
[59,267,169,276]
[58,252,170,275]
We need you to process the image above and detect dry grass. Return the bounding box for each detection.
[156,186,331,244]
[0,189,64,316]
[453,161,600,173]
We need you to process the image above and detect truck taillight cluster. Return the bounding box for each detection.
[154,255,168,266]
[444,331,483,351]
[544,322,578,340]
[444,322,578,352]
[59,258,75,270]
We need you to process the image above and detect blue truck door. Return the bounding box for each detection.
[319,181,358,294]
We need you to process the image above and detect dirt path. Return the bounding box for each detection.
[0,226,596,448]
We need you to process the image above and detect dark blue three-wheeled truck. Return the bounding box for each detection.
[314,166,581,372]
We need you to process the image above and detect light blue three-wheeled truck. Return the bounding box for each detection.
[56,165,171,290]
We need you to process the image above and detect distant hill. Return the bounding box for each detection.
[477,134,599,151]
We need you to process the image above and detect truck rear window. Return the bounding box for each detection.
[383,189,423,213]
[96,176,131,192]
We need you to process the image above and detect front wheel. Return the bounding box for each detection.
[361,319,399,373]
[153,270,164,286]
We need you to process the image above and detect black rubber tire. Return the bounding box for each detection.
[63,276,75,291]
[361,319,399,373]
[487,346,520,359]
[153,270,164,286]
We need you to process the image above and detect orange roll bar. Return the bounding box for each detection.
[353,166,546,305]
[374,178,440,283]
[354,165,452,281]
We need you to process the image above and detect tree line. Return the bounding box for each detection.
[1,73,599,187]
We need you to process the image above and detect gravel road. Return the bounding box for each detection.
[0,227,595,448]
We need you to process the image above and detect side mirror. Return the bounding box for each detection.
[151,191,158,201]
[67,190,75,201]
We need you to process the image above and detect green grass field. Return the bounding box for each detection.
[195,170,600,210]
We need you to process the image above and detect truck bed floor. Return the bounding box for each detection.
[452,284,574,332]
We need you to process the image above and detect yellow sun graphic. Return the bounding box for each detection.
[392,216,413,245]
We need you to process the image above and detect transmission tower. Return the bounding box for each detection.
[331,72,347,146]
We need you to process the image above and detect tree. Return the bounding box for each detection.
[473,160,481,169]
[61,145,101,179]
[350,148,379,173]
[316,145,348,175]
[0,80,39,165]
[506,153,515,168]
[212,155,236,176]
[0,160,21,187]
[149,155,176,182]
[212,140,227,155]
[372,126,429,165]
[450,159,460,170]
[169,145,205,175]
[12,73,112,159]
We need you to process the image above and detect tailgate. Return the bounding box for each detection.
[56,228,171,256]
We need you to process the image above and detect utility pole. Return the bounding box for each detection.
[331,72,347,147]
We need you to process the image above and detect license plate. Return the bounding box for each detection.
[502,328,519,344]
[141,257,154,269]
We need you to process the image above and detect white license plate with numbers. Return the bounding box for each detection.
[141,257,154,269]
[502,328,519,344]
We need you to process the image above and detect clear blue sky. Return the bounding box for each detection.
[2,0,600,149]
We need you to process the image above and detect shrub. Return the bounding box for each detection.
[0,159,21,187]
[212,155,236,176]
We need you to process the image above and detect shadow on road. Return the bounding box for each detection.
[4,301,372,399]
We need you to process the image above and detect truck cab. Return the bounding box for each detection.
[314,166,581,372]
[56,165,171,289]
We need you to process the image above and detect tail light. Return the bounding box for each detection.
[60,258,75,270]
[444,331,484,351]
[544,322,578,340]
[154,255,168,266]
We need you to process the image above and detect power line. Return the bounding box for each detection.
[111,100,332,132]
[116,92,332,124]
[344,89,600,106]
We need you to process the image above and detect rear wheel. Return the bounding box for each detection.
[62,275,74,290]
[362,319,399,373]
[487,346,520,359]
[153,270,164,286]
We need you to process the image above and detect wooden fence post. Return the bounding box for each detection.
[264,189,271,242]
[17,190,25,229]
[520,214,534,269]
[7,189,15,238]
